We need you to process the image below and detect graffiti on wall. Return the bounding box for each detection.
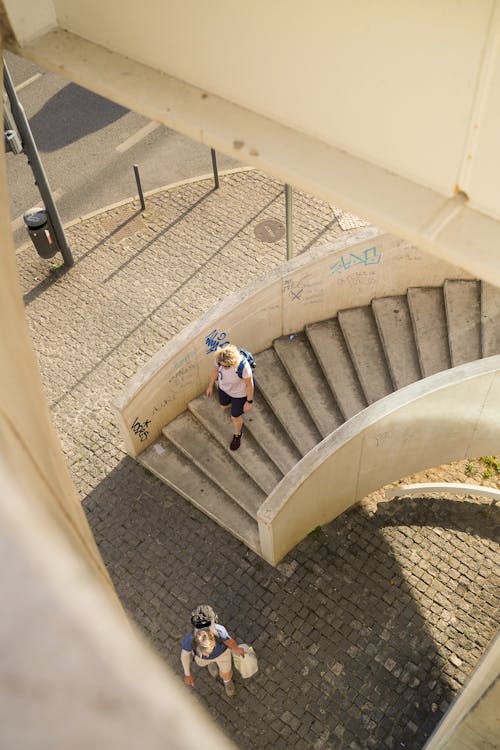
[152,397,171,416]
[283,276,324,305]
[205,328,229,353]
[173,349,196,370]
[131,416,151,442]
[330,246,382,275]
[283,279,305,301]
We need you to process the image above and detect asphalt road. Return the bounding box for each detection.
[5,51,240,248]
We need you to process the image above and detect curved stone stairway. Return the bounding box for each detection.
[139,279,500,556]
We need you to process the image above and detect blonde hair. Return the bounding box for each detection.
[193,629,216,657]
[216,344,240,369]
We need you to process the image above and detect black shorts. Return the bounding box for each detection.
[218,388,247,417]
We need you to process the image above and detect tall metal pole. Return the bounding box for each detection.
[211,148,219,189]
[3,59,74,267]
[285,183,293,260]
[133,164,146,211]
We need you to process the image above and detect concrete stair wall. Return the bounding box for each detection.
[139,279,500,559]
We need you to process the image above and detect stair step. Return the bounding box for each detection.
[481,281,500,357]
[408,287,451,376]
[188,394,283,495]
[372,296,422,389]
[306,319,367,420]
[163,412,265,518]
[337,306,394,403]
[190,384,300,478]
[240,400,303,474]
[131,276,493,562]
[273,333,344,438]
[139,437,260,554]
[254,348,322,455]
[444,280,481,366]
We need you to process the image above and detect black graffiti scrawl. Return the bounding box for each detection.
[131,416,151,442]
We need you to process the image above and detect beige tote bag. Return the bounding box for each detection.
[233,644,258,679]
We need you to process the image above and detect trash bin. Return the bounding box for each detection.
[4,128,23,154]
[23,207,59,259]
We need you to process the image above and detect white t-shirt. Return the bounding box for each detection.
[217,358,252,398]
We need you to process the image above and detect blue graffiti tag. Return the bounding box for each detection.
[330,246,382,274]
[205,328,229,354]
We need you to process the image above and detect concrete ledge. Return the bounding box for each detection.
[13,26,500,286]
[257,357,500,565]
[385,483,500,502]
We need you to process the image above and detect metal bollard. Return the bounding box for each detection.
[211,148,219,189]
[133,164,146,211]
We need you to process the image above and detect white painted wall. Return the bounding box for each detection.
[1,0,55,43]
[39,0,500,200]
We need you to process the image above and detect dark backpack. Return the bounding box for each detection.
[236,348,256,378]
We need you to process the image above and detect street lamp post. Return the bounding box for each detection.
[3,58,74,267]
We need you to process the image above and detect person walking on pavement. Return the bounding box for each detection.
[205,344,254,451]
[180,605,245,698]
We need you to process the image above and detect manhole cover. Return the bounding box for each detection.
[254,218,285,243]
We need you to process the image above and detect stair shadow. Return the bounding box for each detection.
[83,458,499,750]
[372,496,499,541]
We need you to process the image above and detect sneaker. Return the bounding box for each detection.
[224,679,236,698]
[230,434,241,451]
[207,662,218,679]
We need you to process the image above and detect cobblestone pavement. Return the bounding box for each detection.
[16,169,500,750]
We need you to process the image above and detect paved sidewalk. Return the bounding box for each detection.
[16,169,499,750]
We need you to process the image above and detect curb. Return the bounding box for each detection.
[15,166,255,257]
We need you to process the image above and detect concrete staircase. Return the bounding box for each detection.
[139,280,500,555]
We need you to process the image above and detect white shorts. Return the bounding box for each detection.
[194,649,232,674]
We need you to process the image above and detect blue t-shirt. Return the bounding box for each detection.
[182,624,230,660]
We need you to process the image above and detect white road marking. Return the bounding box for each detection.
[115,121,161,153]
[15,73,42,92]
[11,188,65,233]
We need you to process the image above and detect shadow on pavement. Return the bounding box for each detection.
[28,187,282,409]
[103,190,281,283]
[373,496,499,542]
[29,83,128,151]
[22,263,70,306]
[82,458,498,750]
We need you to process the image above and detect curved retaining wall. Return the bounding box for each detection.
[258,357,500,565]
[113,228,472,456]
[385,483,500,502]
